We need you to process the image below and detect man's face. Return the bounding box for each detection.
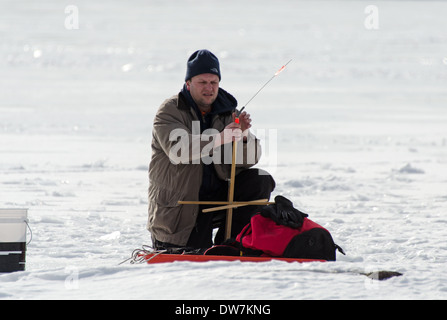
[186,73,219,110]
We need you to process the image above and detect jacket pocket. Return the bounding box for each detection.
[149,184,185,207]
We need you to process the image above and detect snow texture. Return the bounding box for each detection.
[1,0,447,300]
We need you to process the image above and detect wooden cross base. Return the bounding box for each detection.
[178,140,274,240]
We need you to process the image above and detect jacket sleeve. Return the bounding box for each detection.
[213,116,263,181]
[152,98,217,164]
[239,130,262,168]
[153,97,262,168]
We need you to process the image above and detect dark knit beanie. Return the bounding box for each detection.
[185,49,221,81]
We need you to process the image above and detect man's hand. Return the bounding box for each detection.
[233,111,252,141]
[213,116,242,148]
[234,111,252,133]
[213,112,253,148]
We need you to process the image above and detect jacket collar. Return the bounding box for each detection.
[177,86,237,115]
[177,91,190,111]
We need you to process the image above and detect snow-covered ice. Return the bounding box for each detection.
[1,0,447,299]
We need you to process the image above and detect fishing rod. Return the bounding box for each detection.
[236,59,292,120]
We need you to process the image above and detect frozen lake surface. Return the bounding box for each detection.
[1,0,446,299]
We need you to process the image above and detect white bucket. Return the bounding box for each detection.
[0,209,28,272]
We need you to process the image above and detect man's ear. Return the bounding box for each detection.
[185,80,191,91]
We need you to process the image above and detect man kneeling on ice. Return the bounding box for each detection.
[147,49,275,250]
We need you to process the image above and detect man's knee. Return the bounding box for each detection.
[235,168,275,198]
[256,169,276,193]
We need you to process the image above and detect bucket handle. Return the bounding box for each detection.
[25,220,33,245]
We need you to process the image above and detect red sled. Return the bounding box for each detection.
[143,252,325,264]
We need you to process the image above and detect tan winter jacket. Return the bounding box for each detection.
[147,92,261,245]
